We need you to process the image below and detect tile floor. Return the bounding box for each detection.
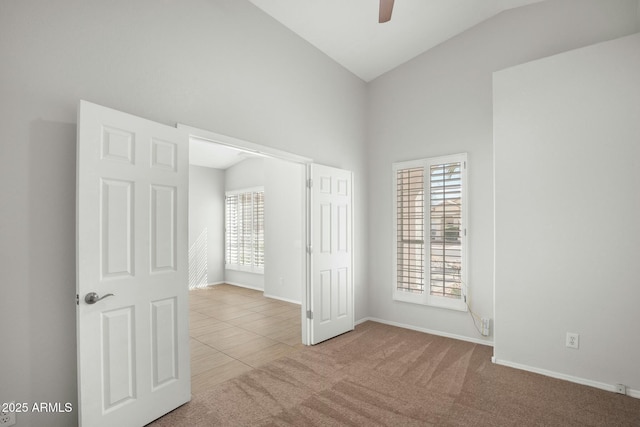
[188,284,303,396]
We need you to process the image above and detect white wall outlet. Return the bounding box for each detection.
[566,332,579,349]
[615,384,627,395]
[480,318,491,336]
[0,402,16,426]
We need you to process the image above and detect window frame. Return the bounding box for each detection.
[392,153,468,311]
[225,186,265,274]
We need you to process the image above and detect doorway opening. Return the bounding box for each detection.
[182,126,310,394]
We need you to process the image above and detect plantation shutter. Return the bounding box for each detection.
[225,194,239,265]
[396,167,425,294]
[253,191,265,268]
[429,161,463,299]
[239,192,253,266]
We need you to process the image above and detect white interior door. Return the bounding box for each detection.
[307,164,354,344]
[76,101,190,427]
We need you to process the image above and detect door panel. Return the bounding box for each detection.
[77,100,190,427]
[151,297,178,389]
[101,179,134,278]
[101,306,136,411]
[337,267,348,317]
[308,164,354,344]
[150,184,177,272]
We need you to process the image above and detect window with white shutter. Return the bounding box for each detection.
[225,187,264,273]
[392,154,467,311]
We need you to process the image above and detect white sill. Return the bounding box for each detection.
[393,291,467,312]
[225,265,264,275]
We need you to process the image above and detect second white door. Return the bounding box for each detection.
[307,164,354,344]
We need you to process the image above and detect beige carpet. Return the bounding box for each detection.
[149,321,640,426]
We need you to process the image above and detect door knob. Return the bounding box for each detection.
[85,292,115,304]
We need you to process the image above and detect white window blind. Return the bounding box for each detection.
[239,192,253,266]
[225,194,239,265]
[429,161,463,300]
[225,188,264,273]
[253,191,264,268]
[392,154,467,311]
[396,166,425,294]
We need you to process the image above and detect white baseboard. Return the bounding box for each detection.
[189,281,224,290]
[212,282,301,304]
[355,316,494,346]
[223,281,264,292]
[355,317,369,326]
[263,293,301,305]
[493,358,640,399]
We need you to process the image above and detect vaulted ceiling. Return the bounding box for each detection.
[248,0,546,81]
[192,0,549,167]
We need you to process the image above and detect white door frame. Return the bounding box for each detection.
[177,124,316,345]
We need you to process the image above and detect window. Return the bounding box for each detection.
[225,187,264,273]
[392,154,467,311]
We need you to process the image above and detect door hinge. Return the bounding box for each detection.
[306,310,313,319]
[464,228,467,236]
[76,294,79,305]
[307,178,313,188]
[306,245,313,254]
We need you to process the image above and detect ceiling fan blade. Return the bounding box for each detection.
[379,0,395,23]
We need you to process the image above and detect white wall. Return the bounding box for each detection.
[189,165,225,288]
[223,156,305,300]
[224,157,266,290]
[494,32,640,394]
[264,158,304,303]
[0,1,367,425]
[225,157,265,192]
[366,0,640,344]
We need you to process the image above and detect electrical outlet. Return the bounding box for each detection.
[480,318,491,336]
[0,402,16,427]
[566,332,579,349]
